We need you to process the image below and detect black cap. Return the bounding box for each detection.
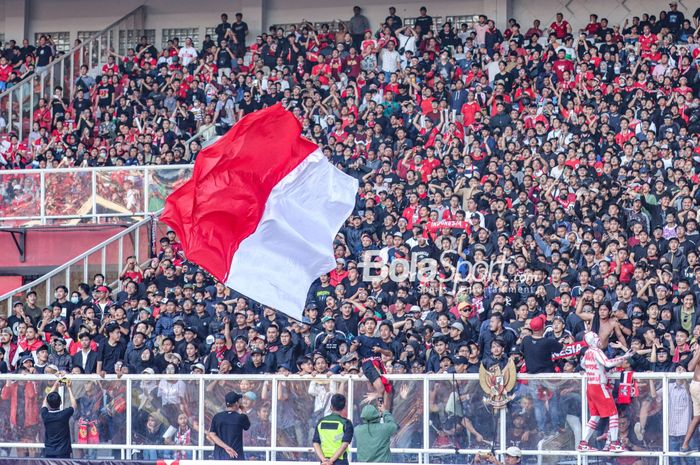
[225,391,242,405]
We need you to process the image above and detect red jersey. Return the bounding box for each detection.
[638,33,657,51]
[552,59,574,81]
[550,21,570,39]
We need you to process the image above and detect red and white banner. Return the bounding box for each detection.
[426,220,469,232]
[161,104,358,321]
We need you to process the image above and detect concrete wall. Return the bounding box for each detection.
[264,0,496,29]
[510,0,691,31]
[0,0,695,48]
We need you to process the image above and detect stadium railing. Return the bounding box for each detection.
[0,5,147,141]
[0,372,690,463]
[0,165,191,226]
[0,213,168,314]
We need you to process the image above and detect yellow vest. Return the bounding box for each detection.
[317,414,346,459]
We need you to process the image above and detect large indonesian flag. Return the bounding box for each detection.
[161,104,358,321]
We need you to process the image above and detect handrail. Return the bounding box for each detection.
[0,5,146,141]
[0,211,160,314]
[184,123,217,160]
[0,4,145,103]
[0,371,692,462]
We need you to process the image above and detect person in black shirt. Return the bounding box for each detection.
[232,13,249,57]
[35,35,54,72]
[215,13,232,44]
[414,7,433,39]
[522,315,563,373]
[41,379,77,458]
[238,91,258,116]
[96,323,127,375]
[207,391,251,460]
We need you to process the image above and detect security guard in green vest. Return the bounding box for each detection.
[313,393,354,465]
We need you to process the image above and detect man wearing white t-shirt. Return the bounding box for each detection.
[178,37,198,70]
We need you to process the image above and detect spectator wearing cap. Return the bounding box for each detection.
[204,333,235,374]
[544,315,573,343]
[155,299,179,338]
[335,301,360,337]
[207,391,250,460]
[245,347,267,374]
[91,286,113,321]
[96,323,127,375]
[522,315,563,374]
[447,321,468,354]
[315,316,347,364]
[34,344,50,373]
[48,336,71,372]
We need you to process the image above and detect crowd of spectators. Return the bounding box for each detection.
[1,2,700,460]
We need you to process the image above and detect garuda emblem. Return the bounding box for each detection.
[479,359,517,409]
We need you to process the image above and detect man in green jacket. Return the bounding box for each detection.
[355,403,398,462]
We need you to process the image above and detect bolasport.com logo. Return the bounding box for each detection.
[358,250,540,294]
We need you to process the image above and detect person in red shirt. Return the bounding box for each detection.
[614,118,635,146]
[311,55,331,87]
[610,248,635,284]
[329,259,349,287]
[0,56,12,90]
[328,49,343,79]
[552,49,574,82]
[637,25,657,52]
[343,49,362,78]
[421,147,441,178]
[460,92,482,126]
[582,14,601,37]
[119,256,143,283]
[549,13,572,39]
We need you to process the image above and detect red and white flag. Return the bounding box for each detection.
[161,104,358,321]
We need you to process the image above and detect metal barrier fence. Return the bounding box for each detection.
[0,165,191,226]
[0,6,146,141]
[0,372,695,464]
[0,214,169,314]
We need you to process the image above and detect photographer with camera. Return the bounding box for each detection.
[41,377,78,458]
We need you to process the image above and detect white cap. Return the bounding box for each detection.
[505,446,522,458]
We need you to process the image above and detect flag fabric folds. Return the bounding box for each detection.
[161,104,358,321]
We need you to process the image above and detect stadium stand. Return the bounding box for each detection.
[0,1,700,461]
